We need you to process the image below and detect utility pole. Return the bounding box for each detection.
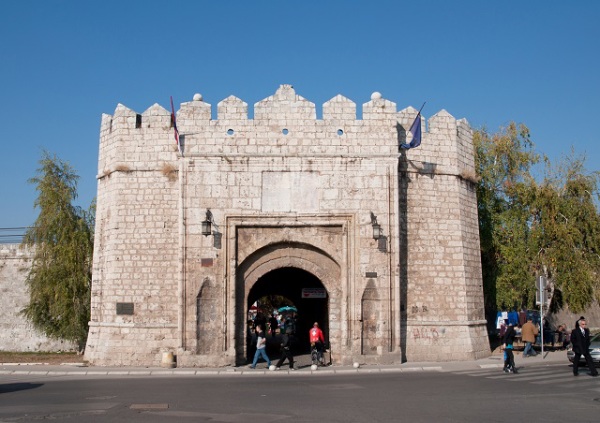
[536,275,547,358]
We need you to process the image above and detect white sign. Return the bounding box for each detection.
[302,288,327,299]
[536,275,547,305]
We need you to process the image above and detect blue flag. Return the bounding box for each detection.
[401,112,422,149]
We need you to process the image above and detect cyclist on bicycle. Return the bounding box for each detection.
[309,322,325,365]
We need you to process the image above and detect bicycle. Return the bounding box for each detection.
[311,342,325,366]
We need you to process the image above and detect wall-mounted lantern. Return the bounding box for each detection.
[202,209,214,236]
[370,211,382,240]
[201,209,222,248]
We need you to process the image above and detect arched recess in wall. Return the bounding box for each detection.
[361,279,381,355]
[196,277,219,355]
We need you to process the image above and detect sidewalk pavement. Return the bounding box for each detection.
[0,349,569,377]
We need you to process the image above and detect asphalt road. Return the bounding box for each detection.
[1,362,599,422]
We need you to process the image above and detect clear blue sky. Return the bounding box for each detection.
[1,1,599,229]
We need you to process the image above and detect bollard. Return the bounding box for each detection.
[161,352,176,368]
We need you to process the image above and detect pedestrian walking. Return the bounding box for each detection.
[570,318,599,377]
[250,325,271,369]
[275,327,295,370]
[502,321,518,373]
[521,317,539,357]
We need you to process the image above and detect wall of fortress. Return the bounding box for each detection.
[85,85,489,366]
[0,245,76,352]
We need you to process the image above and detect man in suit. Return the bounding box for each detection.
[570,318,599,377]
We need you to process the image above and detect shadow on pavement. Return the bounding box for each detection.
[0,382,44,394]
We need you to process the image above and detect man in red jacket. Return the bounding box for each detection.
[309,322,325,365]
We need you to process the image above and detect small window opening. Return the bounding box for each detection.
[135,114,142,129]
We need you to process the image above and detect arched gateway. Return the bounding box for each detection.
[85,85,490,367]
[246,267,329,353]
[237,237,340,364]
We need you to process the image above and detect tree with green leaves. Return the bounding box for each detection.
[532,153,600,312]
[475,123,600,319]
[21,151,94,349]
[475,122,539,315]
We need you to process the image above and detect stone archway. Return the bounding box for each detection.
[246,267,329,361]
[235,241,341,365]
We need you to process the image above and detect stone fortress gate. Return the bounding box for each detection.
[84,85,490,367]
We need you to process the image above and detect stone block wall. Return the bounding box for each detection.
[0,245,76,352]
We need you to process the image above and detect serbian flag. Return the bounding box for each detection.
[400,111,422,149]
[170,96,182,155]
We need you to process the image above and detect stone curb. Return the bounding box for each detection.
[0,367,440,377]
[0,350,568,377]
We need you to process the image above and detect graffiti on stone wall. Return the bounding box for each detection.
[412,327,440,341]
[411,305,428,313]
[410,303,446,341]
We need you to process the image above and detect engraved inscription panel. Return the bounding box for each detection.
[261,171,319,212]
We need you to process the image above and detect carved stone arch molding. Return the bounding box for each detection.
[234,242,343,364]
[227,217,355,365]
[239,242,341,297]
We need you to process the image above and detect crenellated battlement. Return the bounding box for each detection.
[100,84,466,137]
[98,85,473,178]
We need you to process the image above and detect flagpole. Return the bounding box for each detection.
[170,96,182,156]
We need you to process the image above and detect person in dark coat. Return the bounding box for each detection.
[570,318,598,377]
[275,328,295,370]
[502,322,518,374]
[268,315,279,337]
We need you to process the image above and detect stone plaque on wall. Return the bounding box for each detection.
[261,171,319,212]
[116,302,134,315]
